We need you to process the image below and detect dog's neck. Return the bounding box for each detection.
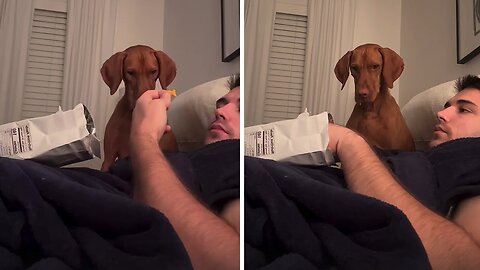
[118,95,135,116]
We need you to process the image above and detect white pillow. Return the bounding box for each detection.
[401,80,457,151]
[168,77,230,152]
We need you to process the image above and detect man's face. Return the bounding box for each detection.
[204,87,240,145]
[430,88,480,148]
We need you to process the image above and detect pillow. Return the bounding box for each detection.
[168,77,230,152]
[401,80,457,151]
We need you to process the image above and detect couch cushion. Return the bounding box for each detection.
[401,80,457,151]
[168,77,230,152]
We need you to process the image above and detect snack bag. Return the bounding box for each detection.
[0,104,100,167]
[244,110,335,166]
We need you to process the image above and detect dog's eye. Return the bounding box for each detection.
[350,66,359,73]
[150,70,158,75]
[126,70,135,76]
[370,65,380,70]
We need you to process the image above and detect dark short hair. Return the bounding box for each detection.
[455,74,480,92]
[227,73,240,90]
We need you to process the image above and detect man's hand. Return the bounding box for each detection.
[131,90,172,144]
[327,123,364,160]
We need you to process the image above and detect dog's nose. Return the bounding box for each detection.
[358,91,368,98]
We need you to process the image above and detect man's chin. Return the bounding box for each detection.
[429,138,446,148]
[429,140,439,148]
[205,135,228,145]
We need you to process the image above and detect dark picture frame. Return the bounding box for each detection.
[221,0,240,62]
[456,0,480,64]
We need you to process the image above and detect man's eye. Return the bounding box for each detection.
[459,107,472,113]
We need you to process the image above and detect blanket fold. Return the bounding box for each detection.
[0,157,192,270]
[245,157,431,270]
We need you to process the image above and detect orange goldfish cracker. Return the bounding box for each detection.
[167,89,177,97]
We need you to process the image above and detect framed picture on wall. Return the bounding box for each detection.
[221,0,240,62]
[456,0,480,64]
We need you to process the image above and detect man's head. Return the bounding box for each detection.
[204,74,240,145]
[430,74,480,148]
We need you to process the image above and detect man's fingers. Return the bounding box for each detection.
[159,90,172,107]
[137,90,172,108]
[149,90,172,106]
[138,89,161,99]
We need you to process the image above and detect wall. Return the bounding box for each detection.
[400,0,480,106]
[164,0,240,93]
[351,0,402,100]
[113,0,164,52]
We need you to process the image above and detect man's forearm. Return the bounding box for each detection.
[131,137,239,270]
[337,133,480,269]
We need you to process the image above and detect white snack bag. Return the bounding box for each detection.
[244,110,335,166]
[0,104,101,167]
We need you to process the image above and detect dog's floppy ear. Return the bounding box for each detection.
[334,51,352,90]
[100,51,127,95]
[378,47,404,89]
[154,50,177,88]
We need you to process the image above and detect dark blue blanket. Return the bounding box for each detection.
[0,157,192,270]
[110,139,240,214]
[245,157,431,270]
[377,137,480,216]
[245,137,480,269]
[0,139,240,269]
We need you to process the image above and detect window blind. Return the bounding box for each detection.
[263,12,307,124]
[22,8,67,119]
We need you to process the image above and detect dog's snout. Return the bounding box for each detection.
[358,90,368,97]
[355,86,373,103]
[127,78,156,110]
[357,87,369,98]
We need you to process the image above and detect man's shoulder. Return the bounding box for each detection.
[190,139,240,213]
[190,139,240,158]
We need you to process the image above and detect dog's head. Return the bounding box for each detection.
[334,43,404,104]
[100,45,177,110]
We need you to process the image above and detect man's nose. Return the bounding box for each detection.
[436,107,451,123]
[215,103,234,120]
[215,106,227,120]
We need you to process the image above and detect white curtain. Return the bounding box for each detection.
[0,0,33,124]
[62,0,118,141]
[0,0,6,26]
[244,0,275,127]
[302,0,356,125]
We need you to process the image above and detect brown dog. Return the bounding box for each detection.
[100,45,177,171]
[334,43,414,151]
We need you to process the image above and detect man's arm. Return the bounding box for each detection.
[453,196,480,245]
[328,124,480,270]
[221,199,240,233]
[130,90,239,270]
